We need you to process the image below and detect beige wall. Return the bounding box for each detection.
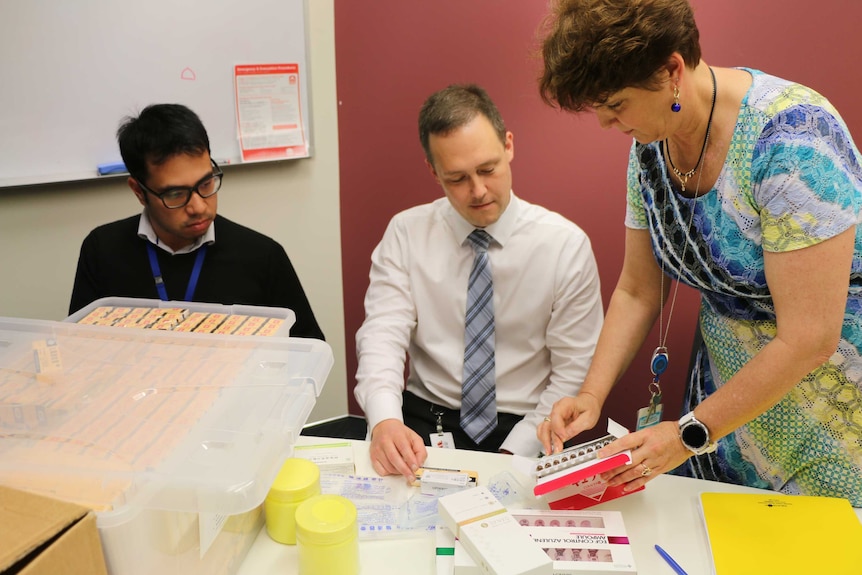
[0,1,347,422]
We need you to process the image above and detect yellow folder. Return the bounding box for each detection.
[699,492,862,575]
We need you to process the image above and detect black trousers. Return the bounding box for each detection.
[402,391,523,453]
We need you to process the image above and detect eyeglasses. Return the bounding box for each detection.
[137,159,224,209]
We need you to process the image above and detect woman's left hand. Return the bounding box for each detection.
[596,421,691,491]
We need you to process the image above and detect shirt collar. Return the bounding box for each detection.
[446,190,519,248]
[137,209,216,255]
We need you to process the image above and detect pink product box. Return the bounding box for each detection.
[510,509,636,574]
[529,420,644,510]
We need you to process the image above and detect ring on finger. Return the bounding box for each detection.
[543,417,551,423]
[640,463,652,477]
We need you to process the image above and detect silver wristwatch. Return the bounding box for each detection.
[678,412,717,455]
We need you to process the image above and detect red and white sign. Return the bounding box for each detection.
[234,63,308,161]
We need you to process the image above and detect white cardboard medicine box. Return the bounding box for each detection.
[438,487,552,575]
[0,314,333,575]
[293,441,356,475]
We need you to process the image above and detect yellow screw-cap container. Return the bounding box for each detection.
[264,457,321,545]
[295,494,359,575]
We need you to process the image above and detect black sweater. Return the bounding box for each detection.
[69,214,324,340]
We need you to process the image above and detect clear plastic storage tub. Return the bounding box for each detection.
[0,315,333,575]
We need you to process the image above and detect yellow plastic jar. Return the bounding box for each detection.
[264,457,321,545]
[295,494,359,575]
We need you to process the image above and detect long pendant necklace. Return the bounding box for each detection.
[637,67,717,431]
[665,67,718,193]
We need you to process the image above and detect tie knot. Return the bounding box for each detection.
[468,229,492,253]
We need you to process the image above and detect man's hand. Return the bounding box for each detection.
[369,419,428,482]
[538,392,602,455]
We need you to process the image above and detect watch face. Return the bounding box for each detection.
[682,421,708,450]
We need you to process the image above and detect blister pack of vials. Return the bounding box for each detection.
[533,435,615,479]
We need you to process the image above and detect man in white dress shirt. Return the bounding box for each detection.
[354,84,603,479]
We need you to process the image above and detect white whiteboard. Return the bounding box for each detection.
[0,0,310,188]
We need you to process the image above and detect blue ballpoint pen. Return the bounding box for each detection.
[655,544,689,575]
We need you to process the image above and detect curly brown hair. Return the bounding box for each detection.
[538,0,701,112]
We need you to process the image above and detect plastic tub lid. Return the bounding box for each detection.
[267,458,321,504]
[295,495,358,546]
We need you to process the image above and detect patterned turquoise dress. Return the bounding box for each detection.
[625,69,862,506]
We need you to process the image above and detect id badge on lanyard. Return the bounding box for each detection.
[429,405,455,449]
[636,347,666,431]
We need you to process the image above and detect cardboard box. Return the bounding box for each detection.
[293,441,355,475]
[527,420,644,510]
[0,485,108,575]
[438,487,552,575]
[511,509,637,574]
[436,525,458,575]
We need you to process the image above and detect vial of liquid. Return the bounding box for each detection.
[295,494,359,575]
[264,457,321,545]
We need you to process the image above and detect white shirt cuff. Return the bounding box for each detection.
[499,418,543,458]
[363,391,405,437]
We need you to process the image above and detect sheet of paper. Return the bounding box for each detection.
[234,63,309,161]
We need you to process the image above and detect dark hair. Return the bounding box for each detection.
[117,103,211,183]
[418,84,507,165]
[539,0,701,112]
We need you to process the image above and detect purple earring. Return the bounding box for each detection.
[671,85,681,112]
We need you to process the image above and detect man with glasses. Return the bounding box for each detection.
[69,103,324,340]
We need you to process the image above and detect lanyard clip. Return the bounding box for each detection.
[430,405,445,435]
[647,380,662,416]
[650,346,669,377]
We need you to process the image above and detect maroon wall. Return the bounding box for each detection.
[335,0,862,435]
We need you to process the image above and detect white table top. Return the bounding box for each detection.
[238,436,862,575]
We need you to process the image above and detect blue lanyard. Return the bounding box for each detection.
[146,243,208,301]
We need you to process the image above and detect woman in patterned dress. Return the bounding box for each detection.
[536,0,862,506]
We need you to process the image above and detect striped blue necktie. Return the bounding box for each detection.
[461,229,497,444]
